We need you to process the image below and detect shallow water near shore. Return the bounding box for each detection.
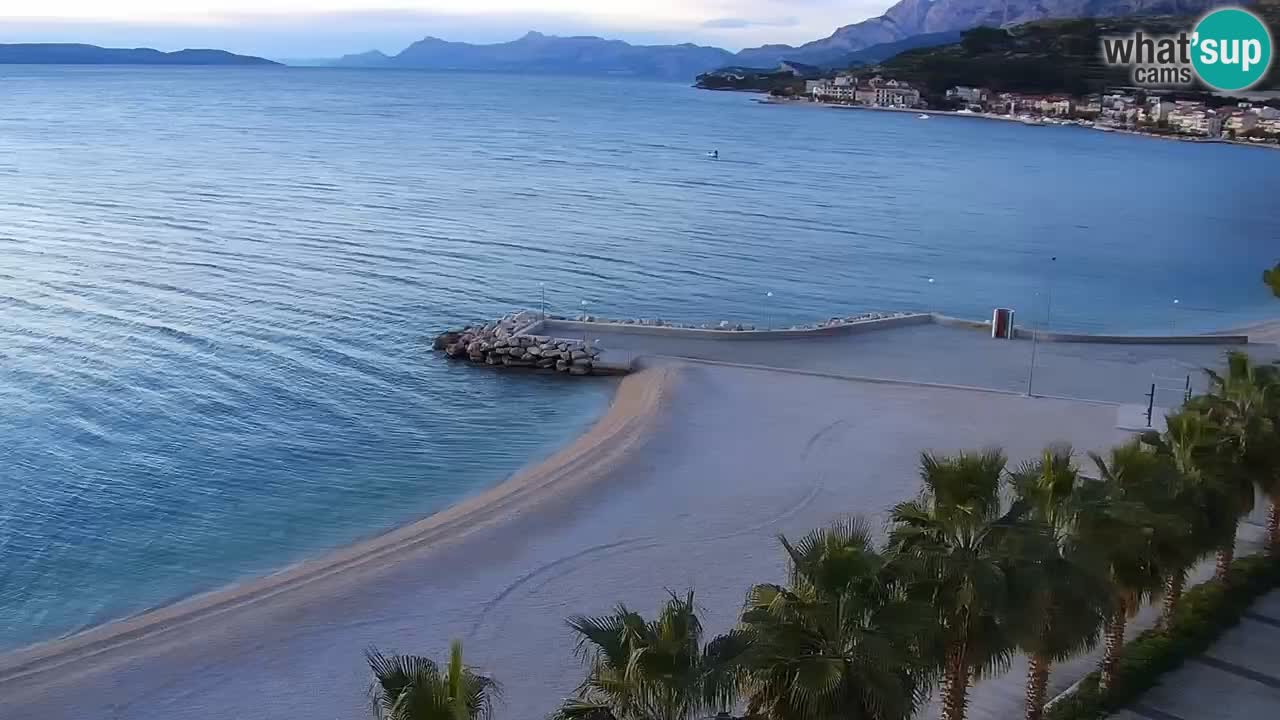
[0,66,1277,652]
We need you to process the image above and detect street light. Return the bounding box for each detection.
[581,300,589,343]
[766,291,774,330]
[1026,256,1057,397]
[539,282,546,321]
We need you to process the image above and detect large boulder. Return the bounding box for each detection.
[432,331,462,351]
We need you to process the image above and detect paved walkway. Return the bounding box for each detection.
[1111,589,1280,720]
[548,320,1280,405]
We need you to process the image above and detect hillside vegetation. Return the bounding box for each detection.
[871,7,1280,96]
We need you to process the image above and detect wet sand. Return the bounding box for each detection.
[0,332,1273,719]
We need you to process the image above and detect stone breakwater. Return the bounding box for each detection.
[431,310,920,377]
[432,311,606,376]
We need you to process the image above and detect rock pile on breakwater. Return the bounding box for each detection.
[432,311,604,376]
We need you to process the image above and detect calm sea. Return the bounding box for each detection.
[0,66,1276,651]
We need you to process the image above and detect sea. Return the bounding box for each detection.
[0,66,1276,652]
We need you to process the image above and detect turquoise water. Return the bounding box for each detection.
[0,67,1277,651]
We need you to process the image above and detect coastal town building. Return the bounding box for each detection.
[1036,96,1073,116]
[805,74,1277,144]
[1223,110,1259,135]
[946,86,989,104]
[875,85,921,108]
[810,80,856,102]
[1167,103,1223,136]
[1141,98,1176,124]
[808,75,921,109]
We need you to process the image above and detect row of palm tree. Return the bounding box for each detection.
[365,351,1278,720]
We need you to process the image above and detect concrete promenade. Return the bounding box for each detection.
[542,317,1279,405]
[1111,590,1280,720]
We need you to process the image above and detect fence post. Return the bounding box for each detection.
[1146,382,1156,427]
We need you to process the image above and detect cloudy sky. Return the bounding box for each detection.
[0,0,893,58]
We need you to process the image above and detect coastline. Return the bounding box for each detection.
[755,96,1280,151]
[2,316,1277,718]
[0,366,675,693]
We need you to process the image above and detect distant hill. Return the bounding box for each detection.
[870,4,1280,98]
[332,31,734,80]
[839,30,964,67]
[0,44,279,66]
[694,32,963,93]
[327,0,1256,81]
[732,0,1250,68]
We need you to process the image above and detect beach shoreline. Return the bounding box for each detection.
[4,315,1278,677]
[2,314,1278,718]
[756,96,1280,151]
[0,366,676,692]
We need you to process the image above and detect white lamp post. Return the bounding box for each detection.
[1026,256,1057,397]
[766,291,774,330]
[539,282,546,321]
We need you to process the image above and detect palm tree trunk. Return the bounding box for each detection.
[1024,652,1051,720]
[1099,610,1127,692]
[941,643,970,720]
[1268,501,1279,555]
[1160,573,1185,630]
[1215,540,1235,581]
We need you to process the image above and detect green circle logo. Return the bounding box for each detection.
[1191,8,1273,91]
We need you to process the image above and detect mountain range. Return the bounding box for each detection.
[331,0,1246,77]
[733,0,1244,67]
[0,43,278,65]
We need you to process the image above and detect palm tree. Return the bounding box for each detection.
[555,591,750,720]
[1005,446,1111,720]
[738,517,937,720]
[1201,351,1277,576]
[1141,409,1233,622]
[1087,441,1180,691]
[887,449,1023,720]
[365,640,499,720]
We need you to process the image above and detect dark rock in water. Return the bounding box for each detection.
[433,331,462,350]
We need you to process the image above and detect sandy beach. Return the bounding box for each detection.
[1,322,1276,720]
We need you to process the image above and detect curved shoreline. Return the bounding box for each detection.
[0,365,678,691]
[2,312,1275,697]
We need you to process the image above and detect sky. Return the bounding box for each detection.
[0,0,893,58]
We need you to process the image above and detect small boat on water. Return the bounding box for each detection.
[918,114,930,120]
[706,150,719,159]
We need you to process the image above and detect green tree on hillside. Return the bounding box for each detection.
[1265,262,1280,298]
